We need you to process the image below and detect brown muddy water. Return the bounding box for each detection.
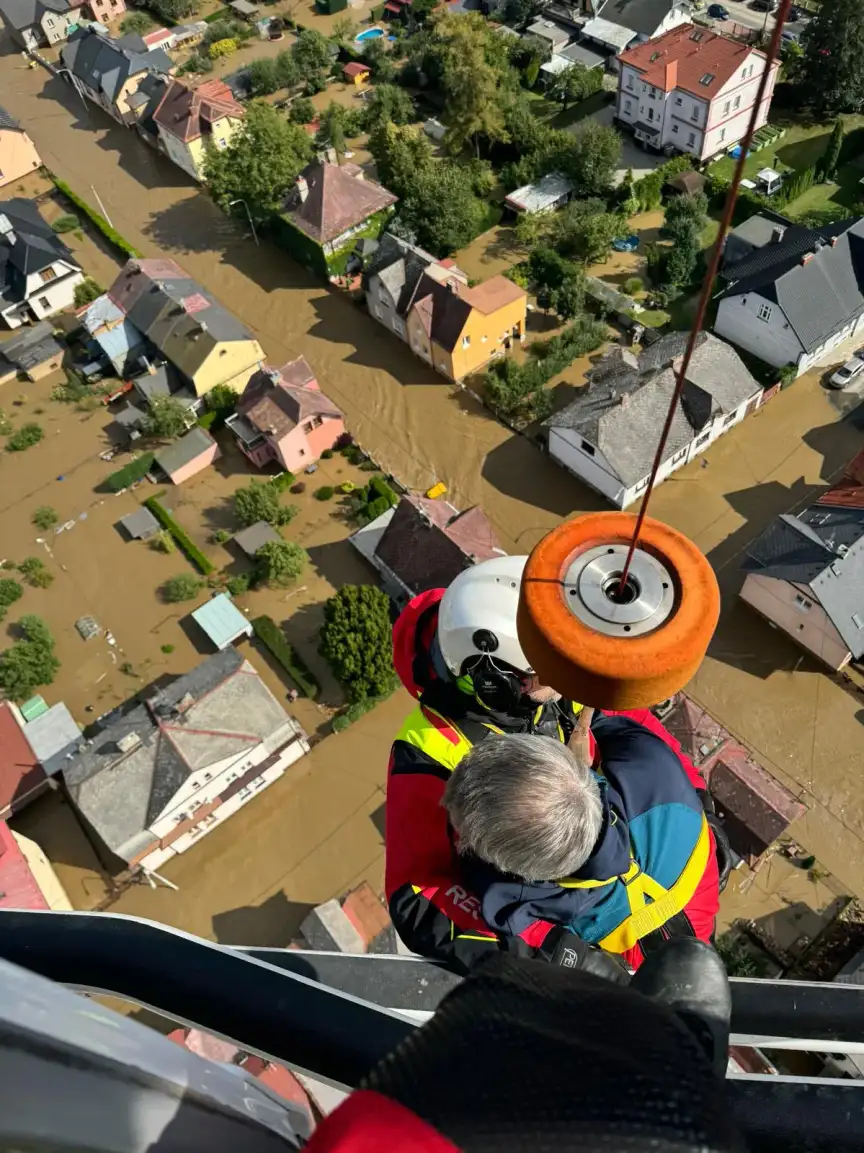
[6,42,864,929]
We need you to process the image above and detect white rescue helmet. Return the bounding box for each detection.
[437,555,532,676]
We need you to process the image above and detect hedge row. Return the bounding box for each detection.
[332,689,394,733]
[52,177,142,260]
[251,615,319,699]
[143,497,215,574]
[106,452,155,492]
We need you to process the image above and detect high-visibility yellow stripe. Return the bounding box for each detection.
[456,934,498,942]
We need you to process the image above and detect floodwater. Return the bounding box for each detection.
[5,41,864,929]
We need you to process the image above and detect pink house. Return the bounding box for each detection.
[226,356,345,473]
[154,427,221,485]
[87,0,127,23]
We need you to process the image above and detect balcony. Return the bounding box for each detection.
[1,909,864,1150]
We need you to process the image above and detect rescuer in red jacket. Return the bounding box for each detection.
[385,555,730,975]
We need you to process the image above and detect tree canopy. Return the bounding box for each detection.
[800,0,864,113]
[293,27,333,82]
[371,122,487,254]
[0,615,60,702]
[548,63,602,110]
[203,102,314,219]
[429,11,509,156]
[320,585,397,703]
[143,395,191,440]
[161,574,203,603]
[234,479,297,527]
[254,539,308,586]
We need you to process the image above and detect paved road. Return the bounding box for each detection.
[7,37,864,909]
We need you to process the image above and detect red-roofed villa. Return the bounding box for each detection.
[616,24,778,162]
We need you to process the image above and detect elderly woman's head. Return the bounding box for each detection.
[443,734,603,882]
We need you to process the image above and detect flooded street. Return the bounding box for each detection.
[5,39,864,931]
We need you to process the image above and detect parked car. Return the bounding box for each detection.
[786,5,801,19]
[708,4,730,18]
[828,359,864,390]
[751,0,778,10]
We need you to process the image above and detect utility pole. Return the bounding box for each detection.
[230,198,259,246]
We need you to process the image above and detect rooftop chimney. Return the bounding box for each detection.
[800,252,814,265]
[296,175,308,203]
[770,225,786,244]
[664,60,678,90]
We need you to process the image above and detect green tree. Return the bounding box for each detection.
[361,83,415,132]
[275,49,299,89]
[31,506,58,530]
[821,119,844,180]
[554,199,628,264]
[504,0,541,29]
[549,63,600,110]
[289,96,316,124]
[121,10,153,32]
[361,36,396,82]
[663,227,701,288]
[234,479,297,527]
[140,0,198,21]
[557,121,621,196]
[319,101,347,157]
[143,395,191,440]
[247,57,281,96]
[293,27,333,79]
[800,0,864,113]
[0,578,23,621]
[664,192,708,239]
[0,615,60,702]
[529,245,572,291]
[206,383,238,414]
[203,102,314,219]
[18,557,53,588]
[161,574,203,602]
[254,539,308,586]
[551,274,585,320]
[331,14,357,40]
[432,11,508,156]
[320,585,397,703]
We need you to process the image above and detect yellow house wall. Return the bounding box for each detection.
[443,296,528,382]
[186,116,244,178]
[192,338,264,396]
[0,127,41,188]
[406,310,434,366]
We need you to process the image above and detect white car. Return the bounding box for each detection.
[828,359,864,390]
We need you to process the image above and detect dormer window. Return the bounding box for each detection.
[699,73,715,85]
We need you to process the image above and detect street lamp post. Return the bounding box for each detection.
[229,198,259,247]
[56,66,89,112]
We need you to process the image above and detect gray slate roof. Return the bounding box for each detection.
[365,233,436,315]
[547,332,760,487]
[233,520,280,557]
[155,426,215,476]
[596,0,684,34]
[0,319,63,370]
[555,41,607,68]
[61,26,171,106]
[745,509,864,659]
[0,198,78,305]
[722,216,864,353]
[0,104,20,131]
[63,650,296,861]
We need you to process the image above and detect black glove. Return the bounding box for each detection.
[706,813,732,893]
[538,927,630,985]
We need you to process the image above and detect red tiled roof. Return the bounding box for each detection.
[0,703,46,819]
[285,161,397,245]
[817,449,864,509]
[618,24,766,99]
[239,357,342,439]
[153,79,244,144]
[343,61,371,77]
[0,821,49,911]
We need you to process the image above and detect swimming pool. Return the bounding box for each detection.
[355,25,384,40]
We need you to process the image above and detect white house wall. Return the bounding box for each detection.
[715,291,805,369]
[158,129,203,182]
[549,390,762,507]
[366,279,408,342]
[149,743,265,840]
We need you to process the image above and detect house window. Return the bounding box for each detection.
[672,124,679,134]
[39,268,56,284]
[734,95,741,110]
[699,73,715,86]
[626,73,633,89]
[633,478,649,494]
[723,101,730,116]
[219,348,227,355]
[647,107,654,122]
[298,448,306,456]
[794,594,812,612]
[675,96,682,106]
[580,439,595,456]
[238,786,252,800]
[718,127,726,142]
[723,411,738,426]
[373,304,382,319]
[853,612,864,629]
[671,446,688,464]
[38,296,50,309]
[462,335,471,349]
[757,303,773,322]
[691,107,699,122]
[695,430,711,447]
[624,99,632,115]
[687,132,696,148]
